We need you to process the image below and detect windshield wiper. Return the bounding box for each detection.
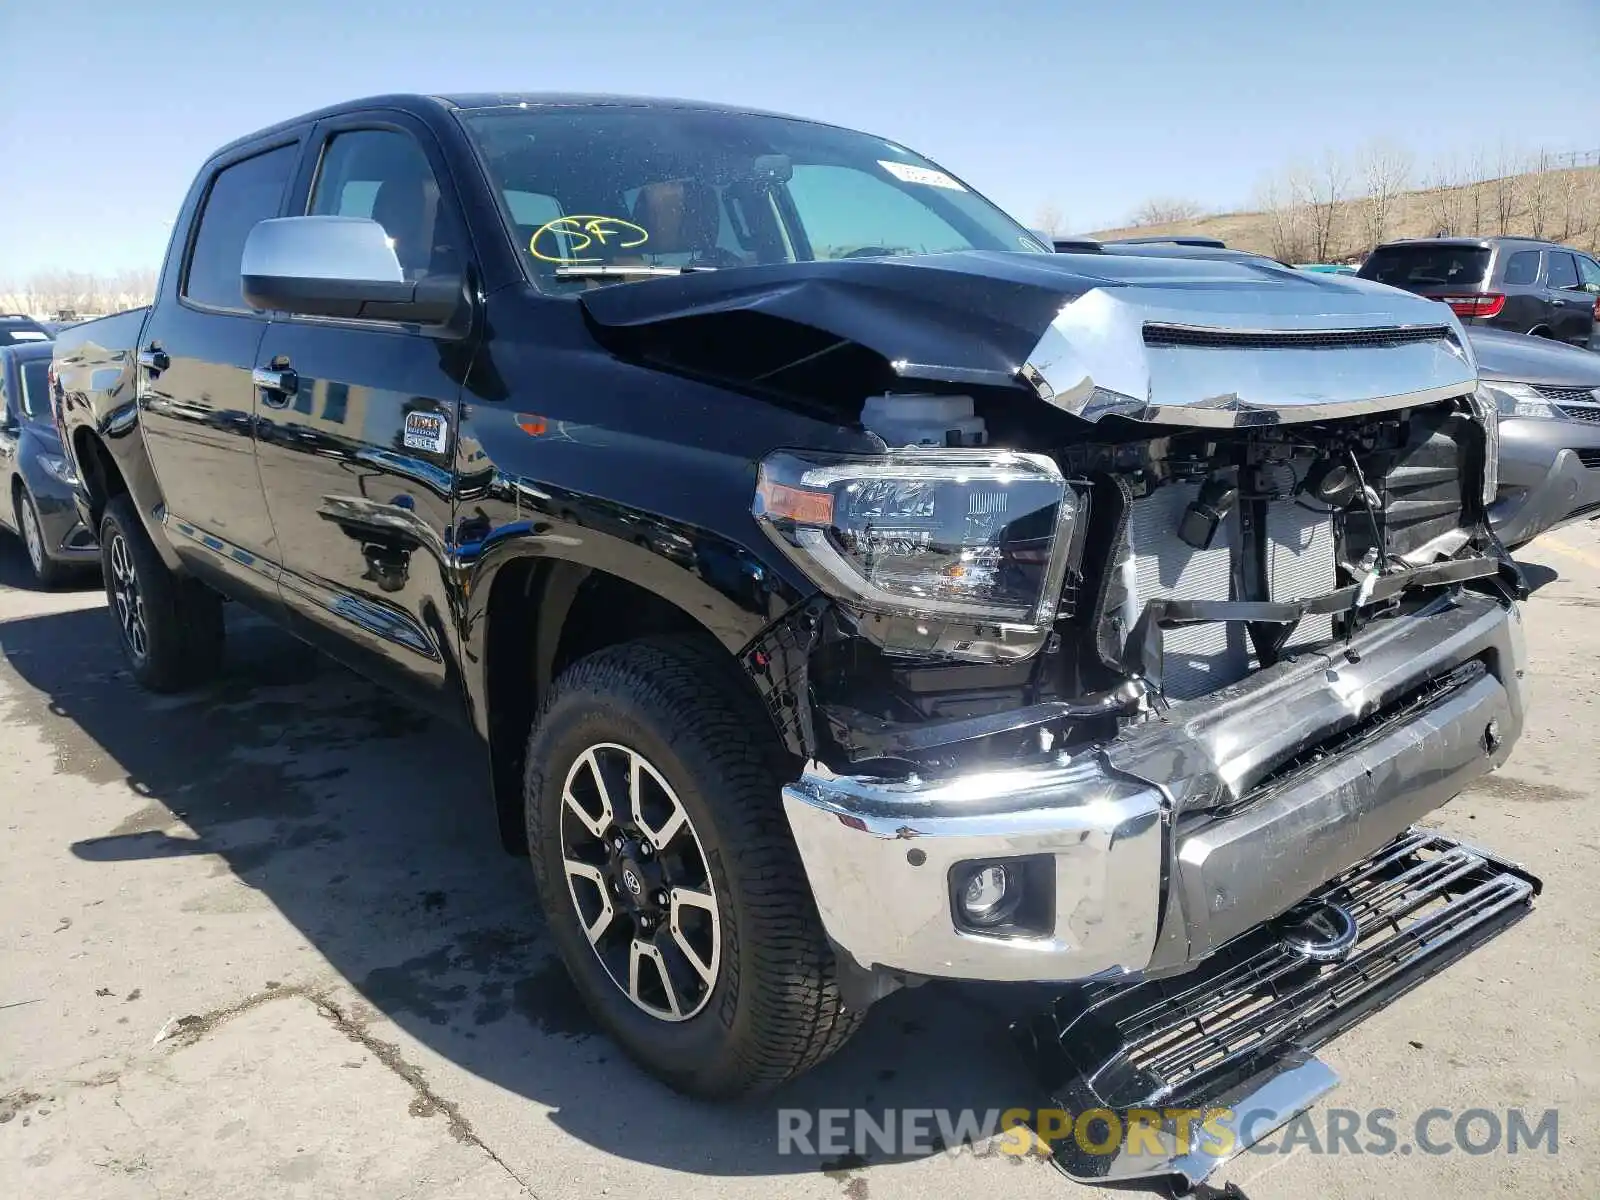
[553,265,718,280]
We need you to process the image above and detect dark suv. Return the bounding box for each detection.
[1358,237,1599,347]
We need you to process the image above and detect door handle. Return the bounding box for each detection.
[137,347,170,372]
[252,366,299,407]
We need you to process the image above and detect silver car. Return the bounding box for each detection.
[1473,327,1600,549]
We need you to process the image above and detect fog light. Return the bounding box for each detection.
[959,864,1020,926]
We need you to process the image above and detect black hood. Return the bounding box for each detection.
[1467,327,1600,387]
[579,249,1324,391]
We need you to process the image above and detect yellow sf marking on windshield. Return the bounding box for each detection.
[530,216,650,264]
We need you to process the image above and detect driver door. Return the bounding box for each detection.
[252,114,476,719]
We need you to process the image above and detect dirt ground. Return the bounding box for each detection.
[1,521,1596,1200]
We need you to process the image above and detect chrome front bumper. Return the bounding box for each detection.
[782,590,1525,983]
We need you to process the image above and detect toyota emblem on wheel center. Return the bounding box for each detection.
[622,868,643,896]
[1280,900,1360,962]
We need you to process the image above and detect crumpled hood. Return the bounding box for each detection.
[580,251,1479,426]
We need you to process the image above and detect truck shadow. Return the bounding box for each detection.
[0,566,1054,1179]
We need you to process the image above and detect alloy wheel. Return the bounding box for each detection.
[559,742,722,1021]
[107,532,148,662]
[20,498,44,574]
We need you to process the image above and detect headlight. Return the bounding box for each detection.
[1467,384,1500,506]
[1486,381,1560,420]
[754,448,1082,661]
[37,453,78,485]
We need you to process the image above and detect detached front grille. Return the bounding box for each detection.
[1021,829,1539,1186]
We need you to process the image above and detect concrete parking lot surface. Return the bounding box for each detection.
[1,524,1596,1199]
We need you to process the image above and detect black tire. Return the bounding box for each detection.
[14,487,69,589]
[98,492,224,692]
[524,636,862,1098]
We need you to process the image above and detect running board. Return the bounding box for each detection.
[1014,828,1540,1189]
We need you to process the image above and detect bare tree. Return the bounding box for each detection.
[1487,144,1525,236]
[1523,149,1559,239]
[1422,155,1467,237]
[1562,168,1600,251]
[1129,197,1206,227]
[0,268,159,318]
[1288,153,1347,262]
[1256,174,1311,263]
[1032,201,1070,239]
[1358,140,1413,250]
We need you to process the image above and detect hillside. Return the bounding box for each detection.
[1087,165,1600,262]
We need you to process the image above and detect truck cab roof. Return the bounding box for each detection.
[208,92,823,161]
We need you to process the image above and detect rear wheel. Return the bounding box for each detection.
[98,493,224,692]
[15,487,68,589]
[524,636,862,1098]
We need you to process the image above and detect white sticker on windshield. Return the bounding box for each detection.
[878,160,966,191]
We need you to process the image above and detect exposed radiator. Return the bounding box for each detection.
[1121,481,1338,701]
[1266,490,1338,652]
[1122,483,1248,701]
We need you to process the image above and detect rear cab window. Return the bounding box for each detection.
[1358,245,1490,289]
[183,144,300,311]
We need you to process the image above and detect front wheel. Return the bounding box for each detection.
[98,493,224,692]
[15,488,68,588]
[524,636,862,1098]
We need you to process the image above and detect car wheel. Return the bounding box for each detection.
[99,492,224,692]
[15,487,68,589]
[524,635,862,1098]
[1528,326,1554,339]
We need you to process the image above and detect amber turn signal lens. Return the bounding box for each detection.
[756,478,835,526]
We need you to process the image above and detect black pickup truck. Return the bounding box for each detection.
[53,93,1539,1186]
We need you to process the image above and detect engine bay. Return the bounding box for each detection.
[760,393,1516,777]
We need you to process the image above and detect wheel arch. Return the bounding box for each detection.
[467,530,804,855]
[71,425,183,573]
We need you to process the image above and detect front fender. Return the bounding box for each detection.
[456,483,815,744]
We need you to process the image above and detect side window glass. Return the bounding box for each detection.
[310,130,460,281]
[1577,256,1600,290]
[184,144,298,311]
[1502,251,1539,286]
[1546,252,1579,290]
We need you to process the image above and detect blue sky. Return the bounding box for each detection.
[1,0,1596,278]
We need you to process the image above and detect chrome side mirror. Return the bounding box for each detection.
[240,216,461,324]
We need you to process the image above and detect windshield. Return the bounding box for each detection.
[1358,245,1490,290]
[457,106,1048,291]
[19,359,50,421]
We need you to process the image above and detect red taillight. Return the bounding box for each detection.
[1439,293,1506,319]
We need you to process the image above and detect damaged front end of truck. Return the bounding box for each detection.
[582,252,1541,1188]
